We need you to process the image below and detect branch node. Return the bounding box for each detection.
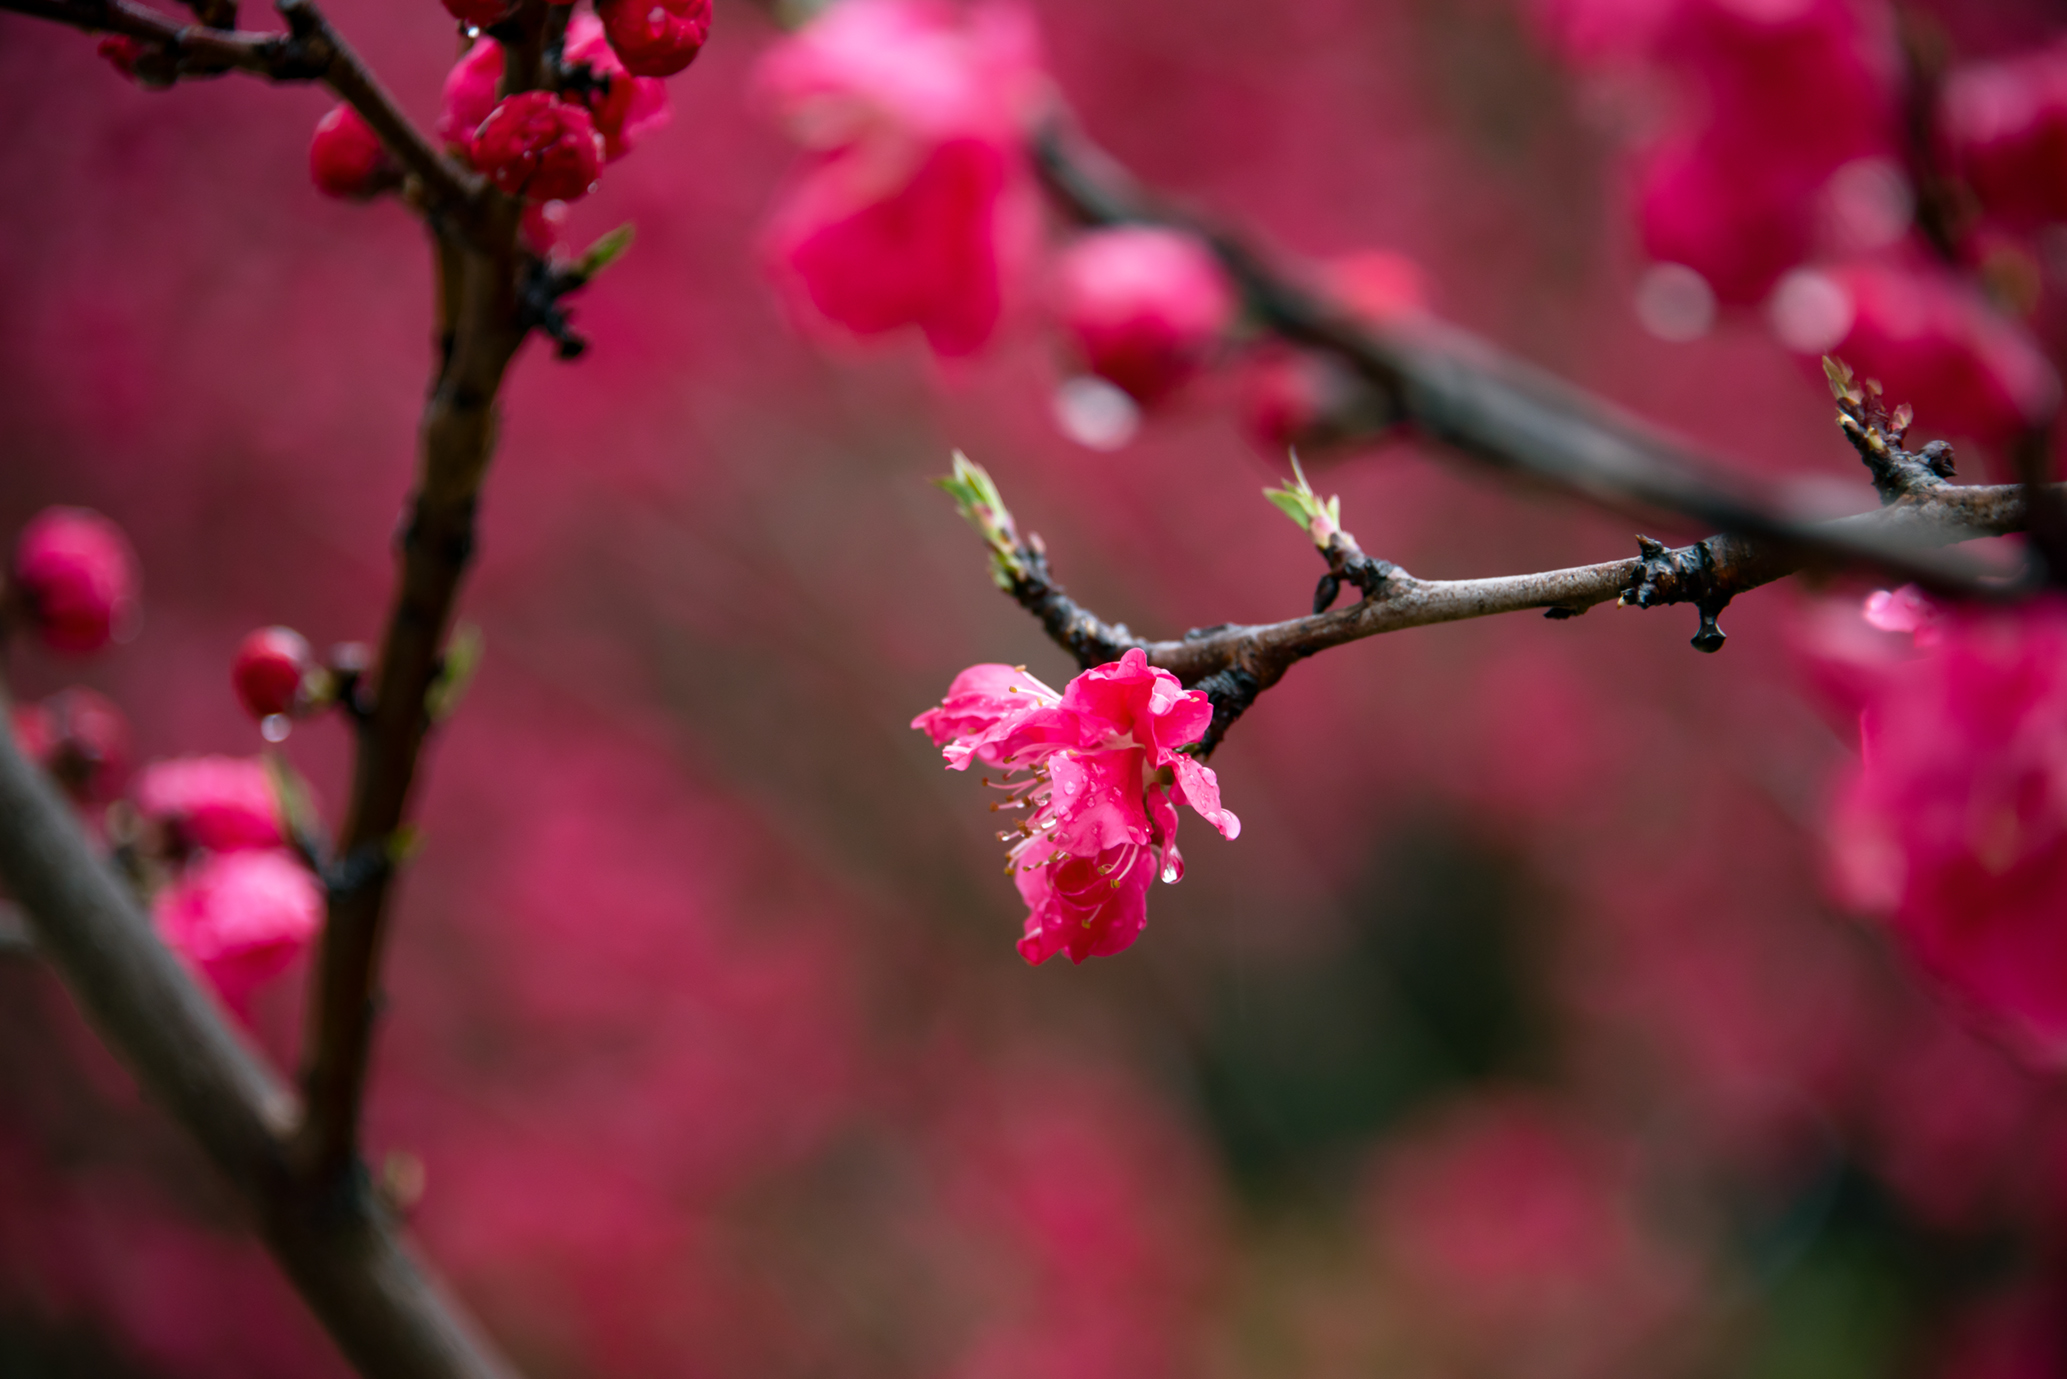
[1192,665,1261,757]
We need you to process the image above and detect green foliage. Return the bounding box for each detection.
[932,450,1028,590]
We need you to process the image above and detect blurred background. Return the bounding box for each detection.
[4,0,2067,1373]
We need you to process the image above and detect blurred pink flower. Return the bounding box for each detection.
[1619,0,1896,304]
[11,506,139,655]
[913,649,1238,963]
[1942,41,2067,232]
[1823,599,2067,1057]
[565,14,672,162]
[133,755,283,854]
[756,0,1044,358]
[1051,227,1235,406]
[435,40,504,154]
[153,848,320,1016]
[1781,260,2058,453]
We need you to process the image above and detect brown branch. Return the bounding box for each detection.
[0,679,519,1379]
[0,0,485,238]
[1029,121,2042,598]
[292,0,547,1200]
[1005,482,2042,752]
[293,219,526,1185]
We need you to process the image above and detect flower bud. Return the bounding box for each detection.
[232,626,315,721]
[1052,227,1236,407]
[565,13,672,160]
[440,0,515,29]
[436,38,504,154]
[595,0,711,78]
[12,687,130,806]
[11,507,139,655]
[471,92,605,203]
[309,104,394,200]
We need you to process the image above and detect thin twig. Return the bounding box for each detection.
[1004,482,2043,752]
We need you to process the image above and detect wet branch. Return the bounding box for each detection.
[1030,120,2031,597]
[1002,481,2043,753]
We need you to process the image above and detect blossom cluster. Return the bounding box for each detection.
[755,0,1373,450]
[912,649,1238,964]
[4,508,323,1019]
[303,0,707,250]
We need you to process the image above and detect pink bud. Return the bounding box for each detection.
[232,626,314,721]
[12,687,130,806]
[96,35,145,82]
[439,0,515,29]
[595,0,711,78]
[1052,227,1236,407]
[436,39,505,155]
[153,849,321,1017]
[11,507,139,655]
[564,13,672,161]
[471,92,605,203]
[309,104,393,200]
[133,755,284,854]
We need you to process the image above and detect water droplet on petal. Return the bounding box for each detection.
[1161,862,1179,884]
[260,714,292,743]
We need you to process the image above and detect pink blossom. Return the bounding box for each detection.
[153,849,320,1016]
[913,648,1238,964]
[564,14,672,162]
[1862,583,1940,642]
[756,0,1044,358]
[436,40,504,155]
[1823,599,2067,1057]
[1628,0,1897,304]
[1942,42,2067,232]
[11,506,139,655]
[133,755,283,854]
[1051,227,1235,406]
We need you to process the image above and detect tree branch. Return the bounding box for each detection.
[1029,121,2041,597]
[0,678,519,1379]
[293,202,527,1186]
[0,0,485,237]
[1002,482,2044,752]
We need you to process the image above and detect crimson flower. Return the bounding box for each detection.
[913,649,1239,964]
